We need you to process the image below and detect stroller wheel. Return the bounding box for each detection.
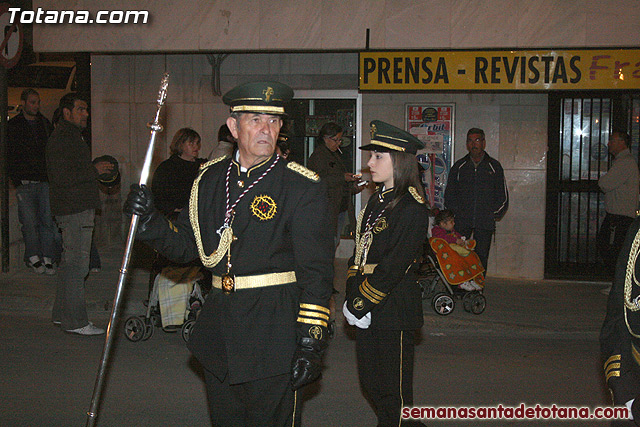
[432,293,455,316]
[181,319,196,343]
[471,293,487,314]
[462,292,473,312]
[124,316,145,342]
[142,318,154,341]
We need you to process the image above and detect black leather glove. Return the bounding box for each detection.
[124,184,154,217]
[123,184,161,235]
[291,336,326,390]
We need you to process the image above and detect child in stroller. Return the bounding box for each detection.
[418,209,487,315]
[430,209,484,291]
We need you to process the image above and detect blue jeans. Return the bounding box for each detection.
[15,182,57,262]
[52,209,95,330]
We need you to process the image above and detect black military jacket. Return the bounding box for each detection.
[139,154,334,384]
[345,187,429,330]
[601,215,640,414]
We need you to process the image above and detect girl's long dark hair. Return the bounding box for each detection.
[386,151,426,211]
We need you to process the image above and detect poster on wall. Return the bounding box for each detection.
[406,104,454,210]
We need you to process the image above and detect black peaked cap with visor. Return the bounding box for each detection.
[223,81,293,117]
[360,120,425,155]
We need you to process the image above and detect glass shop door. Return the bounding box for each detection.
[545,92,640,280]
[288,90,362,239]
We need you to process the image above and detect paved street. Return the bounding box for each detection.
[0,244,615,426]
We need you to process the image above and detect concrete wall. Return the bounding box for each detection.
[33,0,640,52]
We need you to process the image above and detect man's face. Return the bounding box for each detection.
[227,113,282,166]
[466,133,486,157]
[22,94,40,117]
[608,133,626,156]
[64,100,89,128]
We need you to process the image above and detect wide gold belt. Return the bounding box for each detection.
[212,271,296,292]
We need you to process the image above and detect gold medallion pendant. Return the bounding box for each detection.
[221,274,235,294]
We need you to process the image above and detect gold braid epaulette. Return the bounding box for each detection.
[199,155,230,171]
[189,155,230,268]
[287,161,320,182]
[624,224,640,338]
[408,186,425,204]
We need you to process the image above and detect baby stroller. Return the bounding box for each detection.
[417,235,487,316]
[124,264,207,343]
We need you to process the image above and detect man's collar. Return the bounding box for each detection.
[232,152,275,175]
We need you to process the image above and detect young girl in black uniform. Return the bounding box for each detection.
[343,120,429,426]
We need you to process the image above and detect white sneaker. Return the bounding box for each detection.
[469,280,482,290]
[44,263,56,275]
[459,281,475,291]
[65,322,105,336]
[27,259,45,274]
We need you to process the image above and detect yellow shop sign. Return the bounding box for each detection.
[359,50,640,91]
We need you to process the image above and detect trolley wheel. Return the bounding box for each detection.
[124,316,145,342]
[181,319,196,343]
[470,293,487,315]
[142,318,154,341]
[462,292,474,312]
[432,293,455,316]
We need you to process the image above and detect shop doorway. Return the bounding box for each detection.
[288,90,362,240]
[545,92,640,280]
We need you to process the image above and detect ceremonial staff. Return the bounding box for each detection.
[86,73,169,427]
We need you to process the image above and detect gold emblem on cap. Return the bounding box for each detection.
[370,123,377,139]
[263,87,274,102]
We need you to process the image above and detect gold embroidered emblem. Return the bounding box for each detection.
[373,218,388,234]
[263,87,274,102]
[370,123,377,139]
[250,194,277,221]
[353,297,365,311]
[309,325,323,341]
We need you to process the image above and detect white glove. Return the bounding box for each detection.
[343,301,371,329]
[626,399,635,420]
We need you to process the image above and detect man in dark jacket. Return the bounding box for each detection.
[46,93,113,336]
[444,127,508,270]
[7,89,57,274]
[124,81,334,426]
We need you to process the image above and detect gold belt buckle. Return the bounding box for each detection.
[221,274,235,294]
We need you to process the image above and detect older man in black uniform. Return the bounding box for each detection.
[124,81,334,426]
[601,215,640,426]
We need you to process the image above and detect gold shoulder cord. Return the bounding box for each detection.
[189,156,231,268]
[624,225,640,337]
[408,186,425,204]
[353,205,367,266]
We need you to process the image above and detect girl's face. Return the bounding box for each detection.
[441,218,455,231]
[367,151,394,189]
